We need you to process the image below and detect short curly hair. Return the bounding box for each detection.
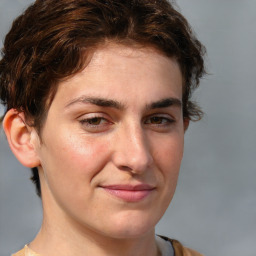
[0,0,206,197]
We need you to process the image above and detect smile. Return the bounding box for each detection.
[100,184,156,202]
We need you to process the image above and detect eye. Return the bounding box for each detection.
[83,117,105,125]
[144,114,175,132]
[145,116,174,125]
[79,115,113,132]
[149,116,168,124]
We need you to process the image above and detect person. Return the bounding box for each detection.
[0,0,206,255]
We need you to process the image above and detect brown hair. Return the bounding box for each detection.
[0,0,206,196]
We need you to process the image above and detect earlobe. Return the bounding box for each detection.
[3,109,41,168]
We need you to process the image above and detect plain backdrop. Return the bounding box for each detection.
[0,0,256,255]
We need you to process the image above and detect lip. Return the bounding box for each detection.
[100,184,156,202]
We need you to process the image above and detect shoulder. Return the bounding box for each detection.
[158,236,204,256]
[12,245,39,256]
[13,239,203,256]
[171,239,204,256]
[12,247,25,256]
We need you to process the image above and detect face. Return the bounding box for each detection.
[35,44,185,239]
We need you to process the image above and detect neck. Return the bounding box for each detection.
[30,213,159,256]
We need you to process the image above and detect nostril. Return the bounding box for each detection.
[119,165,133,172]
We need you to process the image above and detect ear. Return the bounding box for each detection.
[3,109,41,168]
[183,118,190,132]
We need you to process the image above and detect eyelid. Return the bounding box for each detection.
[144,113,175,123]
[78,113,114,133]
[143,114,176,132]
[80,116,108,125]
[77,111,107,119]
[78,113,110,124]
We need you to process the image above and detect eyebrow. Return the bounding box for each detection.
[65,96,182,110]
[147,98,182,110]
[65,96,125,109]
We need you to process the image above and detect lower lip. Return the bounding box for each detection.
[103,188,154,202]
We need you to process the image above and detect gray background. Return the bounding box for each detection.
[0,0,255,255]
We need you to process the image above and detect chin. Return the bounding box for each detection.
[102,212,159,239]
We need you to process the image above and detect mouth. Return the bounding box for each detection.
[99,184,156,202]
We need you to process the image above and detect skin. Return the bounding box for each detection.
[4,43,188,256]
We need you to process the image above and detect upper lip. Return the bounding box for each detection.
[99,184,156,191]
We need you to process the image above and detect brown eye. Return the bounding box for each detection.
[144,115,175,128]
[79,116,113,133]
[80,117,107,127]
[150,116,164,124]
[87,117,102,125]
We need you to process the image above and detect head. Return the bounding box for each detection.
[0,0,205,198]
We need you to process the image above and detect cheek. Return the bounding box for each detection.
[52,133,109,168]
[154,133,184,170]
[39,133,112,215]
[40,132,111,194]
[149,134,184,219]
[152,132,184,193]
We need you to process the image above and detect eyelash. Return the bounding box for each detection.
[79,116,110,127]
[79,114,175,132]
[144,115,175,126]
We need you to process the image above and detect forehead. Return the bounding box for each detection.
[51,43,183,109]
[87,43,175,68]
[85,43,181,78]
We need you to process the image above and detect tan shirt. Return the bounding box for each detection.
[12,238,203,256]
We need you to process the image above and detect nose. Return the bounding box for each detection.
[112,124,153,174]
